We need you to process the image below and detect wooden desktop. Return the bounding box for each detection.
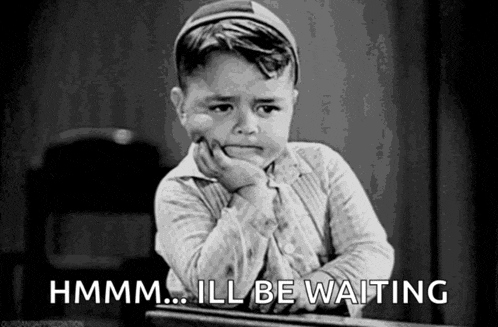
[146,304,459,327]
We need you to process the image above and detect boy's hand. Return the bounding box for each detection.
[270,270,335,314]
[270,279,318,314]
[193,138,268,193]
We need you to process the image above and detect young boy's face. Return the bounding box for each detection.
[171,51,298,169]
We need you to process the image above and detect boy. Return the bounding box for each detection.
[155,0,394,317]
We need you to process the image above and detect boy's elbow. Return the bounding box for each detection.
[360,238,395,280]
[379,240,395,279]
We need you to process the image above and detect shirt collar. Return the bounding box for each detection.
[167,142,312,185]
[166,143,217,182]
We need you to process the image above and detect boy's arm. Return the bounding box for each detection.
[155,178,277,308]
[315,149,395,316]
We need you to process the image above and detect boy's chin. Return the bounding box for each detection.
[224,152,268,169]
[237,157,275,170]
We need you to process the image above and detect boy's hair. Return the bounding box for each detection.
[176,18,295,89]
[173,0,300,90]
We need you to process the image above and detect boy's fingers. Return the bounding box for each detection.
[273,301,293,314]
[203,138,214,156]
[288,298,316,314]
[211,141,231,169]
[198,140,225,177]
[193,143,202,166]
[307,302,317,312]
[288,300,302,313]
[194,142,217,177]
[248,289,259,312]
[259,286,278,314]
[273,285,297,313]
[194,147,210,176]
[259,301,275,314]
[288,306,298,313]
[201,140,223,173]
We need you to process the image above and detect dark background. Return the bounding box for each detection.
[1,0,497,326]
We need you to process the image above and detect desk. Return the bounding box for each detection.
[146,305,459,327]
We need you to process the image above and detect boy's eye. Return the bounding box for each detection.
[257,105,279,115]
[209,104,232,113]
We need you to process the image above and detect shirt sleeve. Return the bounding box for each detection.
[318,149,395,317]
[154,177,278,308]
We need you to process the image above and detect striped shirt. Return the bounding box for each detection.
[154,142,394,316]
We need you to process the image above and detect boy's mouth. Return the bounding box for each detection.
[224,145,263,156]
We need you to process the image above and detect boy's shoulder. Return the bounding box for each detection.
[284,141,351,190]
[287,141,344,170]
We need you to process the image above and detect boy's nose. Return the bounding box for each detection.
[234,110,259,135]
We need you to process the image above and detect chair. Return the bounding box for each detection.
[0,252,24,319]
[23,127,170,326]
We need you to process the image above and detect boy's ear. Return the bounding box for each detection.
[292,89,299,105]
[170,86,187,126]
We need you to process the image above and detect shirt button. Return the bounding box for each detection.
[265,219,275,227]
[284,243,295,254]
